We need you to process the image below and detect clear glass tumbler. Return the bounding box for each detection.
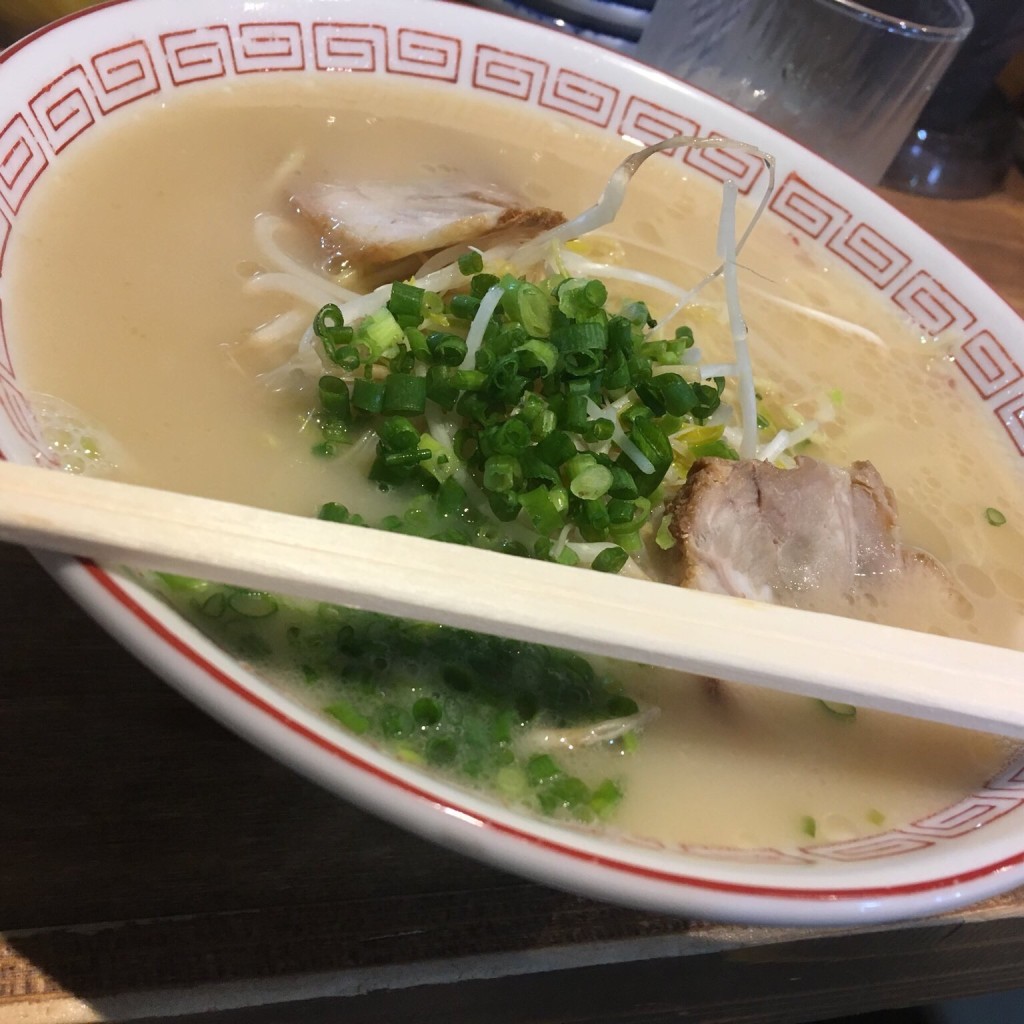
[635,0,975,185]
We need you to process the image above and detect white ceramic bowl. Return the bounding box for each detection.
[3,0,1024,926]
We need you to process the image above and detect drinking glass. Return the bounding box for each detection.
[635,0,975,185]
[883,0,1024,196]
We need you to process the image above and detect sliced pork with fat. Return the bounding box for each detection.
[666,456,966,627]
[293,179,564,269]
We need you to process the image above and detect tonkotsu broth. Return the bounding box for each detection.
[8,76,1024,847]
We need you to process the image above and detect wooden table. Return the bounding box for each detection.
[2,158,1023,1022]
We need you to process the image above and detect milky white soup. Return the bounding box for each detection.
[7,76,1024,848]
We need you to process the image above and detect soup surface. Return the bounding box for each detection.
[7,75,1023,847]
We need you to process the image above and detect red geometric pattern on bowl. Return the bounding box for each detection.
[986,762,1024,791]
[994,391,1024,457]
[807,833,935,862]
[0,302,46,465]
[29,66,98,155]
[90,40,161,112]
[234,22,305,74]
[0,209,9,276]
[769,172,851,242]
[0,298,12,377]
[893,269,978,336]
[0,372,46,462]
[681,844,815,867]
[312,23,387,73]
[0,113,48,216]
[617,95,699,148]
[540,67,618,129]
[390,28,460,82]
[906,794,1024,838]
[826,221,912,290]
[160,26,233,85]
[957,330,1024,399]
[683,134,764,195]
[473,45,549,103]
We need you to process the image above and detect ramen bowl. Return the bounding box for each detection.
[2,0,1024,926]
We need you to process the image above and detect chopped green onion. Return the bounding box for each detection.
[623,416,673,495]
[318,376,352,422]
[502,281,551,338]
[674,325,695,348]
[535,430,577,468]
[471,272,501,298]
[653,373,697,416]
[561,392,589,432]
[519,485,564,534]
[591,546,629,574]
[319,502,362,524]
[325,700,370,735]
[448,369,482,392]
[425,365,460,410]
[607,694,639,718]
[436,477,469,516]
[382,448,432,468]
[583,417,614,443]
[304,267,727,580]
[819,699,857,720]
[691,439,739,460]
[621,300,653,327]
[481,417,531,456]
[382,372,427,415]
[351,377,386,414]
[558,278,608,321]
[589,779,623,817]
[330,344,360,371]
[570,463,614,500]
[517,339,558,376]
[405,327,430,362]
[986,507,1007,526]
[314,304,345,336]
[427,331,468,367]
[313,304,358,366]
[376,415,420,452]
[226,589,278,618]
[526,754,561,786]
[483,455,519,493]
[577,499,610,541]
[412,697,442,726]
[554,320,607,366]
[655,516,676,550]
[387,281,426,320]
[605,498,635,525]
[458,250,484,275]
[449,293,481,320]
[355,308,404,359]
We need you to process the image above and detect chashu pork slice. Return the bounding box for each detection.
[293,179,565,268]
[665,456,960,622]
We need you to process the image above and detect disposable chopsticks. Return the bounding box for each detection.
[2,459,1022,738]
